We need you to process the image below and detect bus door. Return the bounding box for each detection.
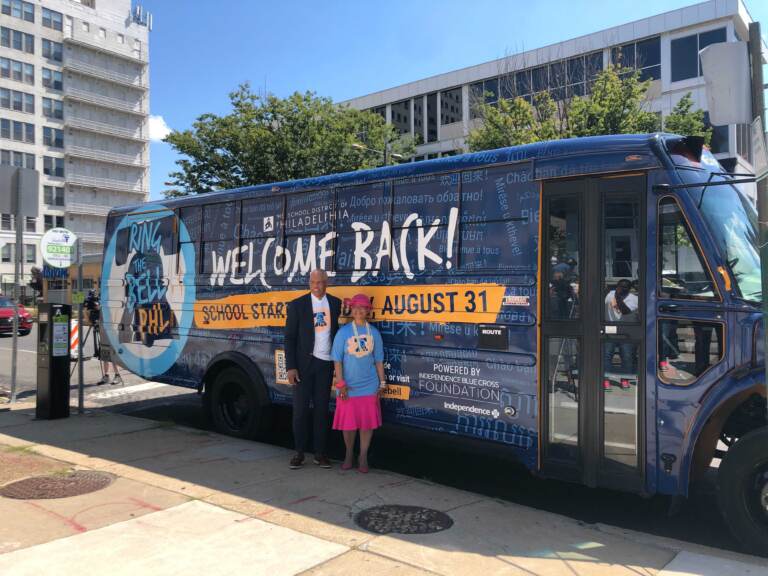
[541,174,645,491]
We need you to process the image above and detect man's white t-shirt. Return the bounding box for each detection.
[311,294,332,361]
[604,290,638,322]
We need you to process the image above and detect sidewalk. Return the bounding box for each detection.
[0,401,766,576]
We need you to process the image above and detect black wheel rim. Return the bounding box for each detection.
[746,462,768,528]
[219,380,251,431]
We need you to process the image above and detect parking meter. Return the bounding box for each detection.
[36,303,70,419]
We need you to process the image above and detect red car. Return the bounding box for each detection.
[0,296,33,336]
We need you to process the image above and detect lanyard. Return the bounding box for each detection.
[351,321,372,354]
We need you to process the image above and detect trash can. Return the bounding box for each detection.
[36,303,70,419]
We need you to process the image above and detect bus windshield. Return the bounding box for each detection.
[695,179,761,302]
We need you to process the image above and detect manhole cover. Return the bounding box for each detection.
[354,505,453,534]
[0,471,115,499]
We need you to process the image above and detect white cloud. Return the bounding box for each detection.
[149,115,172,142]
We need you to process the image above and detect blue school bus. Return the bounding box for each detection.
[100,133,768,552]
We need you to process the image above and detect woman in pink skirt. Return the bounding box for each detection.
[331,294,386,473]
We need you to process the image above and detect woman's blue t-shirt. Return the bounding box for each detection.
[331,322,384,397]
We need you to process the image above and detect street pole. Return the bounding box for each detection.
[10,169,20,403]
[77,238,84,414]
[748,21,768,421]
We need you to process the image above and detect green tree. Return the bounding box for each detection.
[662,92,712,145]
[569,66,659,137]
[467,93,560,151]
[163,85,414,197]
[468,66,663,152]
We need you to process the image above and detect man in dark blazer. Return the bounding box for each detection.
[284,268,341,469]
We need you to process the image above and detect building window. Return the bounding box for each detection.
[2,0,34,23]
[99,27,106,39]
[612,36,661,81]
[42,39,63,62]
[0,119,35,143]
[2,90,34,114]
[43,126,64,148]
[440,87,462,125]
[117,33,124,44]
[43,156,64,177]
[671,27,726,82]
[390,100,410,135]
[413,98,423,143]
[42,98,63,119]
[24,243,35,263]
[2,59,34,85]
[44,185,65,206]
[0,150,33,168]
[81,21,90,32]
[44,214,64,231]
[1,213,14,231]
[42,68,63,90]
[24,217,35,233]
[426,92,438,143]
[1,27,34,54]
[1,243,12,263]
[42,8,63,31]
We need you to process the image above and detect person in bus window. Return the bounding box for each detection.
[603,279,638,387]
[284,269,341,470]
[331,294,386,473]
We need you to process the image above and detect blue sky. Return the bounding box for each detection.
[142,0,768,199]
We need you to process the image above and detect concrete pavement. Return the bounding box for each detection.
[0,401,766,576]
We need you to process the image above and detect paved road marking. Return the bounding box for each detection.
[0,347,36,354]
[89,381,167,400]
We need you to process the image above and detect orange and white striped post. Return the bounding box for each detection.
[70,319,79,358]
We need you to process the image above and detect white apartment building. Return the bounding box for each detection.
[0,0,150,291]
[343,0,761,192]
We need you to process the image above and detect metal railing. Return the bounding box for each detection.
[63,59,146,90]
[64,27,148,64]
[64,86,145,115]
[66,173,148,194]
[65,144,147,167]
[66,117,148,142]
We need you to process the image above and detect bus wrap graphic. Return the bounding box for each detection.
[101,206,197,378]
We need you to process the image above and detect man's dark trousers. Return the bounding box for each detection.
[292,356,333,456]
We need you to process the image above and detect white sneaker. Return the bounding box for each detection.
[97,375,110,385]
[111,374,123,386]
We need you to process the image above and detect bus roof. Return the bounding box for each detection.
[116,132,675,216]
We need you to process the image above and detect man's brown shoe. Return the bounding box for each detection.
[313,455,332,469]
[289,453,305,469]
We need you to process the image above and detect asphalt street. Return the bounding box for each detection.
[0,324,741,556]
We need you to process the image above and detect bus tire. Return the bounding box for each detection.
[717,426,768,556]
[208,366,271,440]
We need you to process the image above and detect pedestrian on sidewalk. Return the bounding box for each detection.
[85,289,122,386]
[331,294,386,474]
[284,269,341,470]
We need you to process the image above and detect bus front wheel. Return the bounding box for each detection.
[207,366,270,439]
[717,426,768,556]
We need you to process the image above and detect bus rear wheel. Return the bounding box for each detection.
[207,366,270,439]
[717,426,768,557]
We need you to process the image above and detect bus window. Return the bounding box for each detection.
[335,182,390,274]
[546,196,580,320]
[460,164,534,223]
[336,182,389,233]
[658,197,716,299]
[242,197,283,239]
[286,189,333,235]
[202,201,240,275]
[658,319,723,385]
[178,206,201,275]
[459,164,536,271]
[603,197,640,323]
[392,173,457,227]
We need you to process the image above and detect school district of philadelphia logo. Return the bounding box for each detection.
[100,206,196,378]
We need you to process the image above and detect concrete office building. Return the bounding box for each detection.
[0,0,150,291]
[343,0,761,196]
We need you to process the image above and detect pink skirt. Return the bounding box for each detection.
[333,394,382,430]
